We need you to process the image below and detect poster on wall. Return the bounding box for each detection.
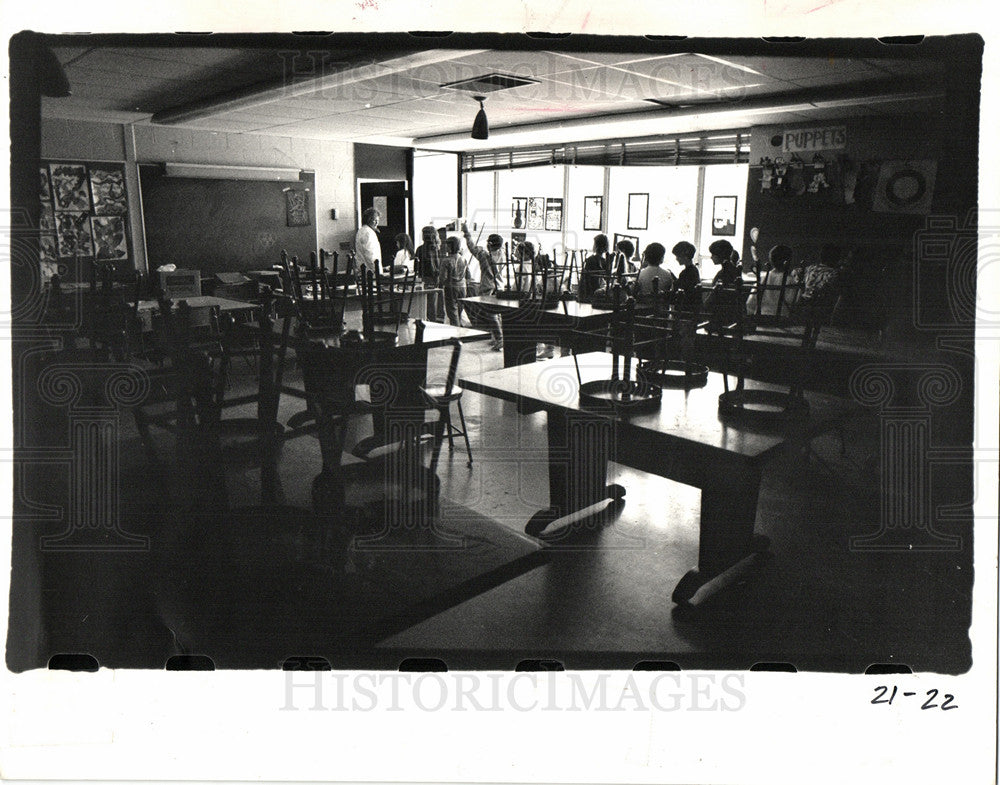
[526,197,544,230]
[583,195,603,230]
[49,163,91,211]
[544,198,563,231]
[90,215,129,261]
[872,160,937,214]
[88,165,128,215]
[55,211,95,258]
[712,195,738,236]
[39,167,51,200]
[511,197,527,229]
[285,189,311,227]
[39,203,55,233]
[39,235,58,267]
[40,236,59,281]
[627,193,648,230]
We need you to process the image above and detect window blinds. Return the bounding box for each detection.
[459,130,748,173]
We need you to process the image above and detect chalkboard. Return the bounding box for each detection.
[139,164,316,275]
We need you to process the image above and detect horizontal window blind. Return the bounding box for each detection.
[460,130,748,172]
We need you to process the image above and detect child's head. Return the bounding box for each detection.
[708,239,734,265]
[421,225,439,248]
[672,241,696,264]
[592,234,609,254]
[395,232,414,254]
[519,241,536,261]
[444,236,462,255]
[616,239,635,260]
[486,234,503,251]
[642,242,666,267]
[768,244,793,272]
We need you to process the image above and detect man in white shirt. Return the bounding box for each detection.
[354,207,381,272]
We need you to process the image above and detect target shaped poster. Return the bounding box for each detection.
[872,159,938,214]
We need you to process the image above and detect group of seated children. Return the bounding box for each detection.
[582,234,742,305]
[583,232,848,324]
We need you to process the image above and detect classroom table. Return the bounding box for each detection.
[459,351,854,607]
[135,295,259,331]
[460,294,621,368]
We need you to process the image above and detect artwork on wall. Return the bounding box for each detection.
[526,197,544,230]
[39,202,55,234]
[40,167,51,201]
[612,233,640,260]
[872,160,937,214]
[583,195,603,230]
[712,195,738,236]
[285,189,311,227]
[91,215,129,261]
[49,163,91,211]
[43,160,133,274]
[544,198,563,232]
[511,197,527,229]
[88,165,128,215]
[39,235,59,280]
[55,211,95,258]
[627,192,648,231]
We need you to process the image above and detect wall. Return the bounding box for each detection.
[742,110,974,334]
[41,118,356,273]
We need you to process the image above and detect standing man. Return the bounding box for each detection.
[462,221,504,351]
[354,207,381,274]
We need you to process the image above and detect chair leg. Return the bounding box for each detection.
[456,399,473,466]
[444,407,455,451]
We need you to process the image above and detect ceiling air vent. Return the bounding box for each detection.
[440,73,539,93]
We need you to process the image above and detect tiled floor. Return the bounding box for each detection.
[8,335,973,673]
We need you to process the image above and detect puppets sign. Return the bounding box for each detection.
[781,125,847,153]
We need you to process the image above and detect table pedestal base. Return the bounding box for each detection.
[672,534,772,610]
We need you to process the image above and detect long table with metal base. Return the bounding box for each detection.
[459,351,854,608]
[460,294,619,367]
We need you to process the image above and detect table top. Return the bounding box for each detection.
[460,351,853,462]
[256,313,488,351]
[137,295,259,312]
[461,294,617,324]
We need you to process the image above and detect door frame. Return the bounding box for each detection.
[355,177,411,234]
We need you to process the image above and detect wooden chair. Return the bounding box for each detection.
[135,298,287,501]
[298,328,447,533]
[420,338,472,467]
[85,269,144,362]
[747,265,803,329]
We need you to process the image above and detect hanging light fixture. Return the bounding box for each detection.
[471,95,489,140]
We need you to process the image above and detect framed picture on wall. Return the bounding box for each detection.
[712,195,738,236]
[285,188,311,227]
[511,197,527,229]
[544,198,563,231]
[583,195,603,230]
[526,197,544,230]
[627,192,648,230]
